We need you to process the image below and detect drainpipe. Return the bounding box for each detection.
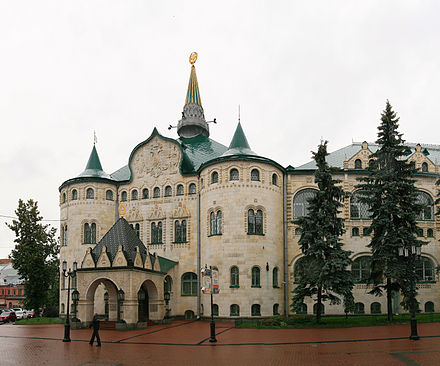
[197,191,201,319]
[115,185,120,223]
[283,172,289,317]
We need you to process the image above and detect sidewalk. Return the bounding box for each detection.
[0,320,439,365]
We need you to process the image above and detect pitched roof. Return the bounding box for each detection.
[91,218,147,266]
[295,142,440,171]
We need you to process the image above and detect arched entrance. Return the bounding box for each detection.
[84,278,119,323]
[138,280,158,323]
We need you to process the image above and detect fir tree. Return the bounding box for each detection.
[7,199,59,315]
[356,101,424,321]
[292,141,355,323]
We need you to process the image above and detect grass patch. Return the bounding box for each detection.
[15,317,64,325]
[236,313,440,329]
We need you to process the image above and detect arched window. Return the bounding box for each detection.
[425,301,434,313]
[84,223,91,244]
[354,159,362,169]
[121,191,127,202]
[350,191,371,219]
[272,173,278,186]
[354,302,365,314]
[229,168,239,181]
[368,159,375,168]
[165,186,172,197]
[164,275,172,293]
[251,304,261,316]
[251,266,260,287]
[153,187,160,198]
[416,257,434,282]
[176,184,184,196]
[427,228,434,238]
[189,183,196,195]
[62,193,66,203]
[230,304,240,316]
[362,227,371,236]
[294,257,307,283]
[421,162,428,172]
[272,267,279,288]
[174,220,187,243]
[211,171,219,184]
[297,303,307,314]
[247,209,263,235]
[371,302,381,314]
[71,189,78,200]
[294,228,302,235]
[352,256,371,283]
[273,303,280,315]
[86,188,94,199]
[184,310,195,319]
[352,227,360,236]
[181,272,197,296]
[251,169,260,181]
[142,188,149,199]
[91,223,96,243]
[151,222,163,244]
[230,266,239,287]
[416,191,434,220]
[216,211,222,235]
[135,223,140,238]
[212,304,219,316]
[313,303,325,315]
[61,303,65,314]
[106,190,113,201]
[293,189,317,218]
[131,190,138,200]
[210,212,216,235]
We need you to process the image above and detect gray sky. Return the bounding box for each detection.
[1,1,439,258]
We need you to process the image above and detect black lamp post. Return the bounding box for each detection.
[398,244,421,341]
[164,291,170,319]
[117,289,125,322]
[62,261,77,342]
[71,290,79,321]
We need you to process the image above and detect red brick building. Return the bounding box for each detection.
[0,259,25,309]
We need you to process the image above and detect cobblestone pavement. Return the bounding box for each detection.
[0,321,439,365]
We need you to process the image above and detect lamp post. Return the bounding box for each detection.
[164,291,170,319]
[398,244,421,341]
[117,289,125,322]
[72,290,79,321]
[61,261,77,342]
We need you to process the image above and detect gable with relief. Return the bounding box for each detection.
[171,202,191,218]
[126,207,143,222]
[407,144,435,172]
[131,135,181,181]
[348,142,372,169]
[148,204,166,220]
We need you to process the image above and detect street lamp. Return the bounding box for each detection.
[398,244,421,340]
[61,261,77,342]
[117,289,125,322]
[164,291,170,319]
[72,290,79,321]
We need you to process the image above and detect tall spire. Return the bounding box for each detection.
[177,52,210,138]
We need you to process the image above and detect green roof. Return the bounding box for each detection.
[157,256,178,273]
[222,122,257,157]
[185,65,202,108]
[78,145,111,179]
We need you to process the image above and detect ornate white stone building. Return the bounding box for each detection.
[59,56,439,327]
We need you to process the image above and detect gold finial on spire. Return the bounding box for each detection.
[189,52,198,65]
[94,130,97,145]
[238,105,241,123]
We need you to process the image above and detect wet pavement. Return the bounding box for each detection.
[0,320,439,365]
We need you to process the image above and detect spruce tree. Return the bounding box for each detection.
[356,101,424,321]
[7,199,59,315]
[292,141,354,323]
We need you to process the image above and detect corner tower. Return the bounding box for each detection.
[177,52,210,138]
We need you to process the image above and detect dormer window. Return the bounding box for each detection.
[354,159,362,169]
[422,162,428,172]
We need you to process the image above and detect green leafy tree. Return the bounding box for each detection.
[292,141,355,323]
[356,101,424,321]
[7,199,59,315]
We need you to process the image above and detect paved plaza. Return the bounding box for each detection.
[0,320,439,365]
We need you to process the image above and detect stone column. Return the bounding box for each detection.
[77,299,94,326]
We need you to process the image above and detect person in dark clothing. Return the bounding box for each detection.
[89,312,101,346]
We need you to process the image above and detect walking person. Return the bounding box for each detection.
[89,312,101,346]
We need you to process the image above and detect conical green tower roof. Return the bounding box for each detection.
[185,65,203,107]
[78,145,111,179]
[222,122,257,156]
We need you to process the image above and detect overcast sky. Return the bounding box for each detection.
[1,1,439,258]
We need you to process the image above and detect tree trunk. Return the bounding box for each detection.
[317,286,322,324]
[386,278,393,322]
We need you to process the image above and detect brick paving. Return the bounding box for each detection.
[0,320,439,365]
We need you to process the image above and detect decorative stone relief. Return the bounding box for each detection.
[81,247,95,269]
[170,202,191,218]
[97,247,110,268]
[132,136,181,179]
[126,207,143,222]
[148,204,166,220]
